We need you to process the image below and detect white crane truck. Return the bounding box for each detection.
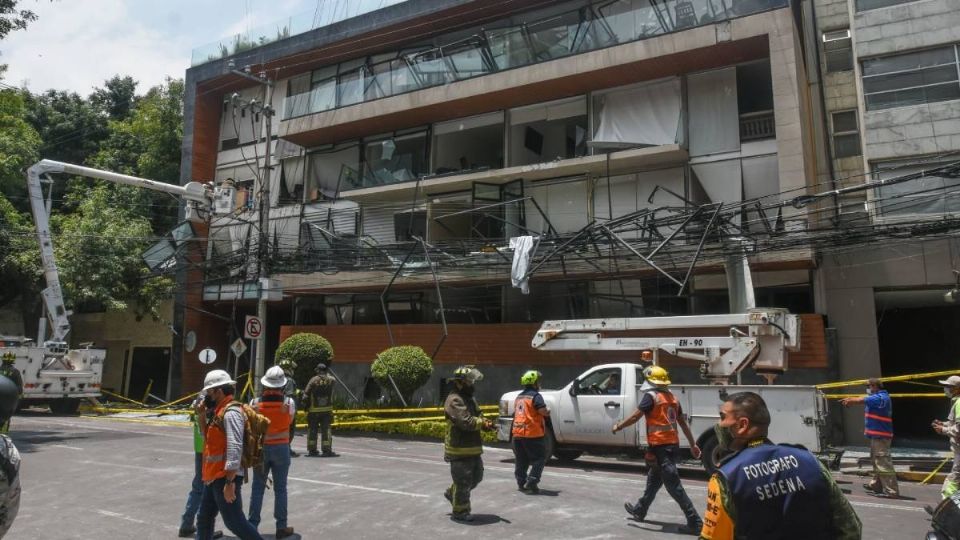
[1,160,225,413]
[498,288,830,472]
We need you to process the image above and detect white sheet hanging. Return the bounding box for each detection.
[593,78,681,148]
[509,235,539,295]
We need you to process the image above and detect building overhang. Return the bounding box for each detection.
[342,144,688,201]
[279,31,772,148]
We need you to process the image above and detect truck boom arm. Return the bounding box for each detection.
[26,159,214,345]
[532,309,800,383]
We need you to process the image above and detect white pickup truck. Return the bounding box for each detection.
[497,362,828,471]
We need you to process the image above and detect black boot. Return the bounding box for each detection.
[624,502,647,521]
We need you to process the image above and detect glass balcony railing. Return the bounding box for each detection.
[281,0,788,120]
[191,0,409,66]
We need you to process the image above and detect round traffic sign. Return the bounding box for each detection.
[198,348,217,365]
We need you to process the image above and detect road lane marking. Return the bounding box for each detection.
[849,501,925,512]
[51,444,83,450]
[288,476,428,498]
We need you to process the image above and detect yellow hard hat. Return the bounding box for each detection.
[645,366,671,386]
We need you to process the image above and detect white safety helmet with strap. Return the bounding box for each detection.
[261,366,287,389]
[202,369,236,392]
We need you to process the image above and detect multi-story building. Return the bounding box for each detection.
[178,0,836,416]
[810,0,960,441]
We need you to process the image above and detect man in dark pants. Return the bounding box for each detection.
[444,365,495,522]
[613,366,703,535]
[512,370,550,493]
[195,369,263,540]
[304,363,338,457]
[177,394,222,538]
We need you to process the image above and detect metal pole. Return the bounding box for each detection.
[254,76,275,392]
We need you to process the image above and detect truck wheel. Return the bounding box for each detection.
[554,449,583,462]
[699,430,724,475]
[50,398,80,415]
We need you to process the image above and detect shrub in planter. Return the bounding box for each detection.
[371,345,433,405]
[275,333,334,388]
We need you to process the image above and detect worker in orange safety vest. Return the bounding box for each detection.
[512,370,550,493]
[613,365,703,534]
[247,366,295,538]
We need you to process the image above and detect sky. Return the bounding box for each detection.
[0,0,315,95]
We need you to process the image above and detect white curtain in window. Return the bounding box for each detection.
[593,78,681,148]
[692,160,742,206]
[227,222,251,254]
[688,67,740,156]
[308,146,358,200]
[742,154,779,231]
[281,156,306,197]
[547,180,589,233]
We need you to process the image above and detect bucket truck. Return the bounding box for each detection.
[497,254,830,471]
[0,160,231,413]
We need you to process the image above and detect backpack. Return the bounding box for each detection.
[215,400,271,473]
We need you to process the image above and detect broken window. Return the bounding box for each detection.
[361,129,428,188]
[394,210,428,241]
[508,97,587,167]
[526,178,589,234]
[306,143,360,201]
[432,112,504,175]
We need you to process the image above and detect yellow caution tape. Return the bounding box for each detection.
[923,457,952,485]
[100,390,147,407]
[333,416,447,428]
[338,405,498,415]
[817,369,960,390]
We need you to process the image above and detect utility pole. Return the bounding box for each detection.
[231,65,274,390]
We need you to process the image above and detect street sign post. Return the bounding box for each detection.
[244,315,263,340]
[231,338,247,358]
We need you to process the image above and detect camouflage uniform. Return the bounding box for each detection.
[443,388,485,518]
[304,373,335,455]
[0,434,20,536]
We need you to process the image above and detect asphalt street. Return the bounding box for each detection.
[4,412,942,539]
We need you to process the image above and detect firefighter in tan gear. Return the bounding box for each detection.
[443,365,495,522]
[303,363,337,457]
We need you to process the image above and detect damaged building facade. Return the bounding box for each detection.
[179,0,845,425]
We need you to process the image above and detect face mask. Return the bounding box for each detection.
[203,394,217,408]
[866,387,873,395]
[715,423,735,452]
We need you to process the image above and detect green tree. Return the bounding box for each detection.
[0,88,40,203]
[23,89,108,165]
[89,78,183,233]
[371,346,433,405]
[275,333,335,388]
[90,75,139,121]
[50,183,173,318]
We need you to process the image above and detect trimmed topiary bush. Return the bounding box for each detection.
[371,345,433,405]
[275,333,334,388]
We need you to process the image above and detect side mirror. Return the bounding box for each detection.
[569,380,578,397]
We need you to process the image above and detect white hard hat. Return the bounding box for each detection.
[940,375,960,387]
[202,369,236,392]
[261,366,287,389]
